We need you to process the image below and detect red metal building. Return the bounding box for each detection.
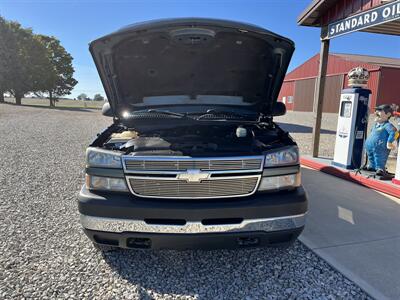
[297,0,400,156]
[278,53,400,113]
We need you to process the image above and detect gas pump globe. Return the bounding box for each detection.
[332,67,371,169]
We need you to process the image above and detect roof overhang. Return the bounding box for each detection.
[361,18,400,36]
[298,0,400,38]
[297,0,337,27]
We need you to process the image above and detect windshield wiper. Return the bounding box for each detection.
[146,109,188,117]
[123,109,188,119]
[195,109,254,121]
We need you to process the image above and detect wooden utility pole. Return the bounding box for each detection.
[311,32,330,157]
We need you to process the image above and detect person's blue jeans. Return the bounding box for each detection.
[365,143,390,170]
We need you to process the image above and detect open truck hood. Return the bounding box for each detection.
[90,18,294,117]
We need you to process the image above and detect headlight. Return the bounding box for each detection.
[258,173,301,191]
[86,147,122,168]
[264,146,299,167]
[85,175,128,192]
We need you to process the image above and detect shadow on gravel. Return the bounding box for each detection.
[103,248,291,299]
[1,102,99,113]
[99,242,315,298]
[277,122,336,135]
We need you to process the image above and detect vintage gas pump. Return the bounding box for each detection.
[332,67,371,169]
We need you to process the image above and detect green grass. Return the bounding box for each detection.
[3,97,104,109]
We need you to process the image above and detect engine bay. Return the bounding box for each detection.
[94,122,293,157]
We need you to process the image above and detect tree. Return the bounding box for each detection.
[0,16,12,103]
[0,17,50,105]
[93,94,104,101]
[36,35,78,107]
[77,93,87,100]
[0,17,5,102]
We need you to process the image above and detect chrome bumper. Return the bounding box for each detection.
[80,213,306,234]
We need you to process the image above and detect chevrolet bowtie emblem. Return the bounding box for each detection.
[177,169,211,183]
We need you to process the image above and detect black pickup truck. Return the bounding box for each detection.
[79,18,307,250]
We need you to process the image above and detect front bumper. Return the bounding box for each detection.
[80,213,305,234]
[78,186,307,249]
[83,227,304,250]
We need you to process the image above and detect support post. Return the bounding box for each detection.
[311,35,330,157]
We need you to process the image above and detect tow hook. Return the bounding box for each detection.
[127,238,152,249]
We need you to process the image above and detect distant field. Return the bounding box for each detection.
[3,97,104,109]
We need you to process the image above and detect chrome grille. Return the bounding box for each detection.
[127,176,260,199]
[124,157,263,172]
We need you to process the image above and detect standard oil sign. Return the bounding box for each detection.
[327,0,400,39]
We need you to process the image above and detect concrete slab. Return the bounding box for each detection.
[301,168,400,248]
[301,155,400,198]
[300,167,400,299]
[314,237,400,300]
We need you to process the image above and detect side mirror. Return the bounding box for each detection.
[272,102,286,116]
[102,102,113,117]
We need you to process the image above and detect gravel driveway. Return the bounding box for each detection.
[276,112,339,158]
[0,104,371,299]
